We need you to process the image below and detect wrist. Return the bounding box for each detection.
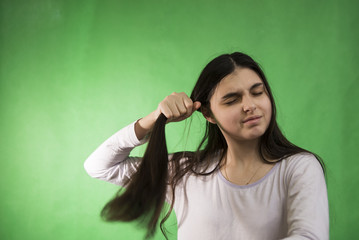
[134,111,157,140]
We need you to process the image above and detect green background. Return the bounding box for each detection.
[1,0,358,239]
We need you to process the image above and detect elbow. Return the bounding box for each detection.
[83,158,97,178]
[83,158,112,181]
[83,160,90,174]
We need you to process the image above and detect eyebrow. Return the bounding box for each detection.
[221,83,264,101]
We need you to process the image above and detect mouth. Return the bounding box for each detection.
[242,116,262,123]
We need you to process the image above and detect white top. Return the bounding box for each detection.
[84,121,329,240]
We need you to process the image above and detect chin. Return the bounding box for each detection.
[243,131,266,141]
[232,134,263,142]
[244,136,262,141]
[222,127,266,142]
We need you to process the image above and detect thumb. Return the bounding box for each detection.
[193,101,201,111]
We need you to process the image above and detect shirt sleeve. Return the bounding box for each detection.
[83,120,148,186]
[281,153,329,240]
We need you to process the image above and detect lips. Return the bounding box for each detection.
[242,116,262,123]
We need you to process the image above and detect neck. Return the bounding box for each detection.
[224,138,262,169]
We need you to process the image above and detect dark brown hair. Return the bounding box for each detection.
[100,52,325,239]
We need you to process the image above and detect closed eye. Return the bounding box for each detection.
[252,91,263,96]
[225,99,238,105]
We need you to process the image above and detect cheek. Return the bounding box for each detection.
[222,109,242,127]
[264,100,272,122]
[212,106,239,125]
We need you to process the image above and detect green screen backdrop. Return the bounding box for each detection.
[1,0,358,239]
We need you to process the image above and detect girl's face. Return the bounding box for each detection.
[205,67,272,143]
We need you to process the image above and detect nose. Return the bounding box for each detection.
[242,96,256,112]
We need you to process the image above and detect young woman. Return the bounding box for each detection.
[84,52,329,240]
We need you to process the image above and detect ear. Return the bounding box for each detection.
[201,107,216,124]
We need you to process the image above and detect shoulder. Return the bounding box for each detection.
[279,152,325,186]
[281,152,323,171]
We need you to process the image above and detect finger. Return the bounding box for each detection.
[159,97,178,120]
[165,94,182,116]
[159,101,175,120]
[176,94,189,115]
[165,97,181,119]
[174,99,187,118]
[169,93,188,118]
[193,101,201,111]
[182,97,194,116]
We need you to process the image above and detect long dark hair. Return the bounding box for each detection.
[100,52,326,239]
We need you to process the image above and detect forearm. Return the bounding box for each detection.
[84,121,147,177]
[134,110,158,140]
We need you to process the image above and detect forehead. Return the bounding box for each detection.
[214,67,263,94]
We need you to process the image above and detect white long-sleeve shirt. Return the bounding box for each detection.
[84,121,329,240]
